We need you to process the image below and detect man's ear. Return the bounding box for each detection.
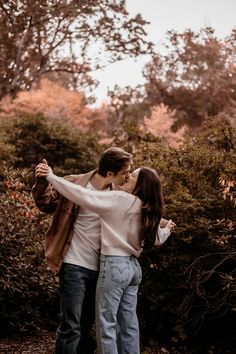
[107,171,114,177]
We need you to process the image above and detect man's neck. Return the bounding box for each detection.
[90,172,111,190]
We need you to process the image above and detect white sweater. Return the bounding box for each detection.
[47,172,171,257]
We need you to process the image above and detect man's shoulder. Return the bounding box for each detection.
[64,170,96,184]
[64,174,81,182]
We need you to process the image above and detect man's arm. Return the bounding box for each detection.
[32,160,59,214]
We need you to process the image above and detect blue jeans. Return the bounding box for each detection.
[96,255,142,354]
[55,263,98,354]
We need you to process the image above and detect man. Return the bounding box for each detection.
[32,147,132,354]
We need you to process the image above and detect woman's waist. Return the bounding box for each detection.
[101,245,142,258]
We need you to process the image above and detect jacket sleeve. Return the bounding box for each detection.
[154,226,171,246]
[31,177,59,214]
[47,172,117,215]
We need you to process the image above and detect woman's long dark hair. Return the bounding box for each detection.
[132,167,164,246]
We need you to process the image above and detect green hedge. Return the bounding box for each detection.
[133,119,236,351]
[0,116,235,352]
[0,113,103,176]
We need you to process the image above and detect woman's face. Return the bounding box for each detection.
[125,168,141,193]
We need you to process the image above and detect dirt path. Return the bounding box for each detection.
[0,330,55,354]
[0,331,180,354]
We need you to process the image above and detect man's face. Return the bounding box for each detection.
[111,164,131,186]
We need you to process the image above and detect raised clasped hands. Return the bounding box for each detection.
[35,159,52,178]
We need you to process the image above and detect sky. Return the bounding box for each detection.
[91,0,236,106]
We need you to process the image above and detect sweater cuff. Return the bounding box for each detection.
[46,170,54,182]
[155,227,171,246]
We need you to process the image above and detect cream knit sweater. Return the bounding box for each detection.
[47,172,171,257]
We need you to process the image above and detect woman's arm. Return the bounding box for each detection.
[155,226,171,246]
[46,170,117,215]
[160,218,176,228]
[155,219,175,246]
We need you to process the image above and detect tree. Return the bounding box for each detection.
[0,78,109,133]
[143,28,236,129]
[108,28,236,132]
[141,104,186,147]
[0,0,153,100]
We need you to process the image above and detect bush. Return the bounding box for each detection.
[0,113,105,337]
[0,113,103,176]
[0,115,235,353]
[118,118,236,351]
[0,167,58,337]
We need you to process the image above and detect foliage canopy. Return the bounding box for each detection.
[0,0,152,100]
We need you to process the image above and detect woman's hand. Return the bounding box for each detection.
[166,219,176,231]
[35,159,52,178]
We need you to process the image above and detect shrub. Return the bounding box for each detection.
[0,167,58,337]
[0,115,235,353]
[0,113,103,176]
[119,118,236,351]
[0,113,105,337]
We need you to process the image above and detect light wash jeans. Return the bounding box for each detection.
[55,263,98,354]
[96,255,142,354]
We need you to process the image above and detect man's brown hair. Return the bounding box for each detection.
[98,147,132,177]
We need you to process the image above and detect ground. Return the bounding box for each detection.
[0,330,55,354]
[0,330,179,354]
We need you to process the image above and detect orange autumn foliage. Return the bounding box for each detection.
[0,79,108,133]
[141,104,186,147]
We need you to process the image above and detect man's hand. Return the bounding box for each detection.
[35,159,52,178]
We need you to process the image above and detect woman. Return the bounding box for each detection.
[38,165,175,354]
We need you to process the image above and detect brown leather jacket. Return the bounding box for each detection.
[32,170,96,272]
